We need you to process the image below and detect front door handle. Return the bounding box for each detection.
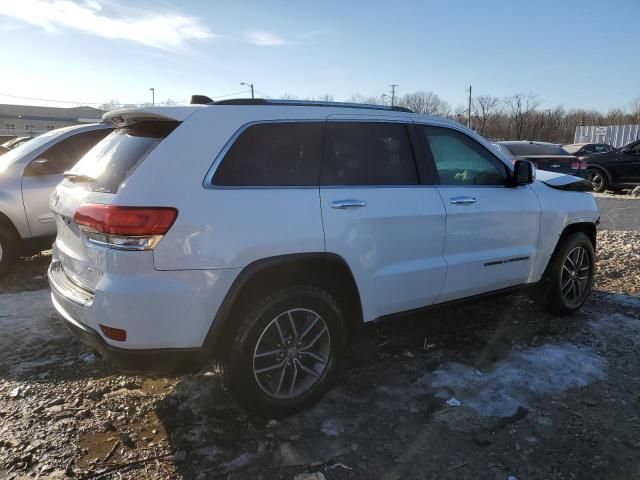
[449,196,477,205]
[331,199,367,209]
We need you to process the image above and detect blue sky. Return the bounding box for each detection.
[1,0,638,111]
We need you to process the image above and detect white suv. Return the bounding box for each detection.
[48,99,599,416]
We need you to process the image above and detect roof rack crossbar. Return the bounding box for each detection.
[210,98,413,113]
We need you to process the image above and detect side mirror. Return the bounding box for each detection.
[25,157,56,176]
[510,160,535,186]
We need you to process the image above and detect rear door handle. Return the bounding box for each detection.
[449,196,477,205]
[331,199,367,209]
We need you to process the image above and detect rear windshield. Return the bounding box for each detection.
[66,121,178,193]
[504,143,568,156]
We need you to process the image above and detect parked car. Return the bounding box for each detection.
[48,99,598,416]
[563,142,614,158]
[581,139,640,192]
[0,123,113,275]
[1,136,34,151]
[493,141,588,178]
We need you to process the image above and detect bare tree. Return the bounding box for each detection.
[397,91,451,116]
[347,93,384,105]
[503,92,542,140]
[98,99,122,112]
[472,95,500,135]
[632,96,640,122]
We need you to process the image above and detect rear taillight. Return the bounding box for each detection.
[571,159,588,170]
[74,203,177,251]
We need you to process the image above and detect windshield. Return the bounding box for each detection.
[0,128,68,173]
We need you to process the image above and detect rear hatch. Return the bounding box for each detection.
[50,119,179,292]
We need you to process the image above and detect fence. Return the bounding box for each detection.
[574,124,640,148]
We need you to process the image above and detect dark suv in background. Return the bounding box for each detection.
[582,139,640,192]
[563,142,614,158]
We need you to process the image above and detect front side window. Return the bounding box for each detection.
[322,122,418,185]
[421,126,507,186]
[213,122,324,186]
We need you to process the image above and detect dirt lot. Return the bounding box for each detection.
[1,230,640,480]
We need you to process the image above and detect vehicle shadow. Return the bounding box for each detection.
[153,293,590,479]
[0,289,602,478]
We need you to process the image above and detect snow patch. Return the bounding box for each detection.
[320,418,339,437]
[426,344,606,417]
[607,293,640,308]
[0,290,63,354]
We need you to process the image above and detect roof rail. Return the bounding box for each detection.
[211,98,413,113]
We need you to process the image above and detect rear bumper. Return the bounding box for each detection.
[47,253,240,372]
[52,294,203,373]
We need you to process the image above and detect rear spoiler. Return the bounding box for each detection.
[103,106,204,127]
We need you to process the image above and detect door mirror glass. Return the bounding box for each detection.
[512,160,535,186]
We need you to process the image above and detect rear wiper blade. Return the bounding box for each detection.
[63,172,96,182]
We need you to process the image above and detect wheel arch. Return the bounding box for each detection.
[588,163,614,187]
[0,211,21,241]
[202,252,363,362]
[560,222,597,250]
[540,221,597,281]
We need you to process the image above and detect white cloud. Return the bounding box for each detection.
[244,30,286,46]
[0,0,215,50]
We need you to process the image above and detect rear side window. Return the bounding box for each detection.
[322,122,419,185]
[213,122,324,186]
[67,121,178,193]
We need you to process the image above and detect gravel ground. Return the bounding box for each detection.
[1,230,640,479]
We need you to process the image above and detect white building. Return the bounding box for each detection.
[574,124,640,148]
[0,104,104,141]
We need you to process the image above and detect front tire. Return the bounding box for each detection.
[227,285,346,417]
[0,229,19,277]
[537,232,595,316]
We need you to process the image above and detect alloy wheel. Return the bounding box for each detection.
[589,171,603,191]
[253,308,331,399]
[560,246,591,304]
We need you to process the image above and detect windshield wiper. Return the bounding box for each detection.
[63,172,96,182]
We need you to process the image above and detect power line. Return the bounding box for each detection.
[0,89,254,107]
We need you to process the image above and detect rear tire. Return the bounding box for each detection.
[0,229,19,277]
[226,285,346,417]
[588,168,608,193]
[536,232,595,316]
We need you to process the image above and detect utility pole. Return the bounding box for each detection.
[389,84,398,106]
[149,87,155,106]
[241,82,255,99]
[466,85,472,129]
